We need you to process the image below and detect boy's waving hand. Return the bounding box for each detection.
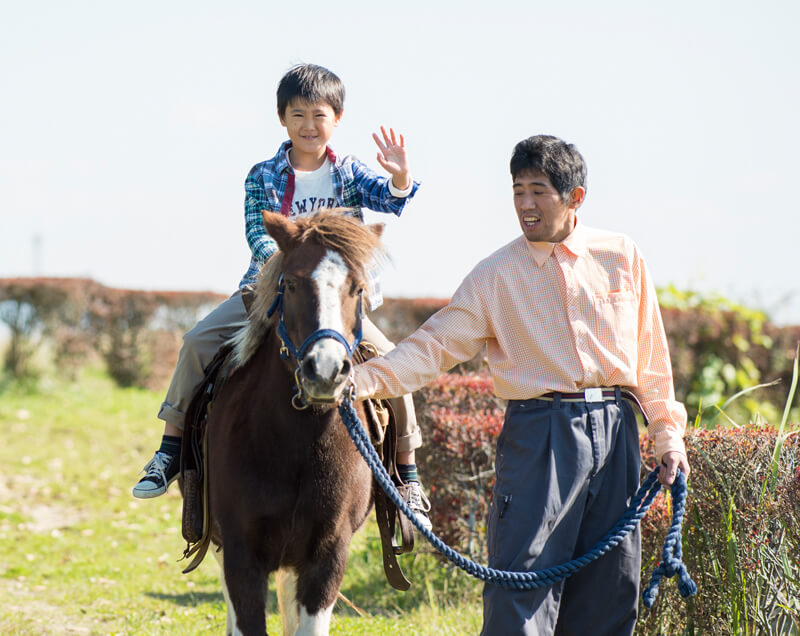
[373,126,411,191]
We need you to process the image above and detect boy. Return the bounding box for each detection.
[133,63,431,529]
[352,135,690,634]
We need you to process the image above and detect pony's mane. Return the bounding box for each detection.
[231,210,384,365]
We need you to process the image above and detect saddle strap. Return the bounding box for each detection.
[368,397,415,590]
[390,484,415,557]
[180,343,235,572]
[374,487,411,591]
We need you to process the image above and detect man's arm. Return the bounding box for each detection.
[354,273,491,400]
[631,245,690,486]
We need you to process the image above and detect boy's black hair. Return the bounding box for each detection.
[510,135,587,202]
[277,64,345,117]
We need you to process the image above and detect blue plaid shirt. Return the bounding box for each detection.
[239,140,420,291]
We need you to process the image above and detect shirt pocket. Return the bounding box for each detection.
[592,290,637,359]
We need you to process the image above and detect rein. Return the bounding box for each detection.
[337,396,697,606]
[267,274,364,409]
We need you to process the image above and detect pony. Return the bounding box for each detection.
[202,210,384,635]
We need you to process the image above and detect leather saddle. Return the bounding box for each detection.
[178,340,415,591]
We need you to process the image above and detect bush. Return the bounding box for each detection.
[639,427,800,635]
[657,286,800,424]
[0,278,103,378]
[0,278,225,388]
[413,373,503,560]
[414,372,800,634]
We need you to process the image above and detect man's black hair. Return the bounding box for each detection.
[277,64,345,117]
[510,135,587,202]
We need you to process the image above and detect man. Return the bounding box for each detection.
[353,135,690,635]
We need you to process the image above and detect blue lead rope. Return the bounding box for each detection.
[338,397,696,606]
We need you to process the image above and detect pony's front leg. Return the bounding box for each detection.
[213,548,242,636]
[275,567,335,636]
[296,602,335,636]
[294,541,348,636]
[221,541,269,635]
[275,567,299,636]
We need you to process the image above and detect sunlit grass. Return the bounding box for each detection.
[0,368,481,635]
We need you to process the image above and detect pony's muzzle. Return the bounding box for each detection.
[298,340,352,401]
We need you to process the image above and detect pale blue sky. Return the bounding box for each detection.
[2,0,799,323]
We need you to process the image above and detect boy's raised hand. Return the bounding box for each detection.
[373,126,411,191]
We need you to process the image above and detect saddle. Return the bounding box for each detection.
[178,341,415,591]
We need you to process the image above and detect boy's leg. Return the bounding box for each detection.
[157,291,249,432]
[132,292,248,499]
[361,317,429,529]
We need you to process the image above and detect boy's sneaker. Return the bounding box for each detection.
[132,450,180,499]
[403,480,432,532]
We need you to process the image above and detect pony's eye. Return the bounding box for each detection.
[286,280,297,293]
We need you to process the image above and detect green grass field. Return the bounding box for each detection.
[0,369,482,635]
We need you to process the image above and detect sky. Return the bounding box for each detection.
[2,0,799,324]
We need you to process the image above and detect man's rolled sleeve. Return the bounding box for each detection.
[640,399,688,461]
[633,249,688,462]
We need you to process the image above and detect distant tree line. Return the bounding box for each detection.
[1,277,798,418]
[0,277,225,389]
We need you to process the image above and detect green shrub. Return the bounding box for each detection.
[638,426,800,635]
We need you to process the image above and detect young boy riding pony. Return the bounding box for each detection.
[132,63,432,530]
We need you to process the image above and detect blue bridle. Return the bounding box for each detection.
[266,273,364,363]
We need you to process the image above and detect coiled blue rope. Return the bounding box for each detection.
[339,397,696,605]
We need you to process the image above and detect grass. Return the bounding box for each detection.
[0,367,482,635]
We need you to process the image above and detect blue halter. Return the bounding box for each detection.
[266,274,364,363]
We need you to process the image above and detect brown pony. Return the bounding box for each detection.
[206,211,383,635]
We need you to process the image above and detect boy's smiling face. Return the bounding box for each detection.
[279,99,342,170]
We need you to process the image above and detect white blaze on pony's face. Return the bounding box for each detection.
[300,249,357,401]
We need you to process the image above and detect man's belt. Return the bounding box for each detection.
[537,388,620,403]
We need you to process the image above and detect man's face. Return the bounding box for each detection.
[512,170,583,243]
[279,99,342,161]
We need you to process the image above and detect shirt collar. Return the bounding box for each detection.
[525,217,587,267]
[277,140,338,174]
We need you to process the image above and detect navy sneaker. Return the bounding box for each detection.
[132,450,180,499]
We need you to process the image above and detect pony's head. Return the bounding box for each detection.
[234,210,384,405]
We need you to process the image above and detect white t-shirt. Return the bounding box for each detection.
[289,156,336,218]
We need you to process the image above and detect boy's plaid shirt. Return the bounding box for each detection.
[239,140,419,292]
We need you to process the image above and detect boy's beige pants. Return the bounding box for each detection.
[157,291,422,452]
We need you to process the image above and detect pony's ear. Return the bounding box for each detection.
[262,212,300,252]
[366,223,384,239]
